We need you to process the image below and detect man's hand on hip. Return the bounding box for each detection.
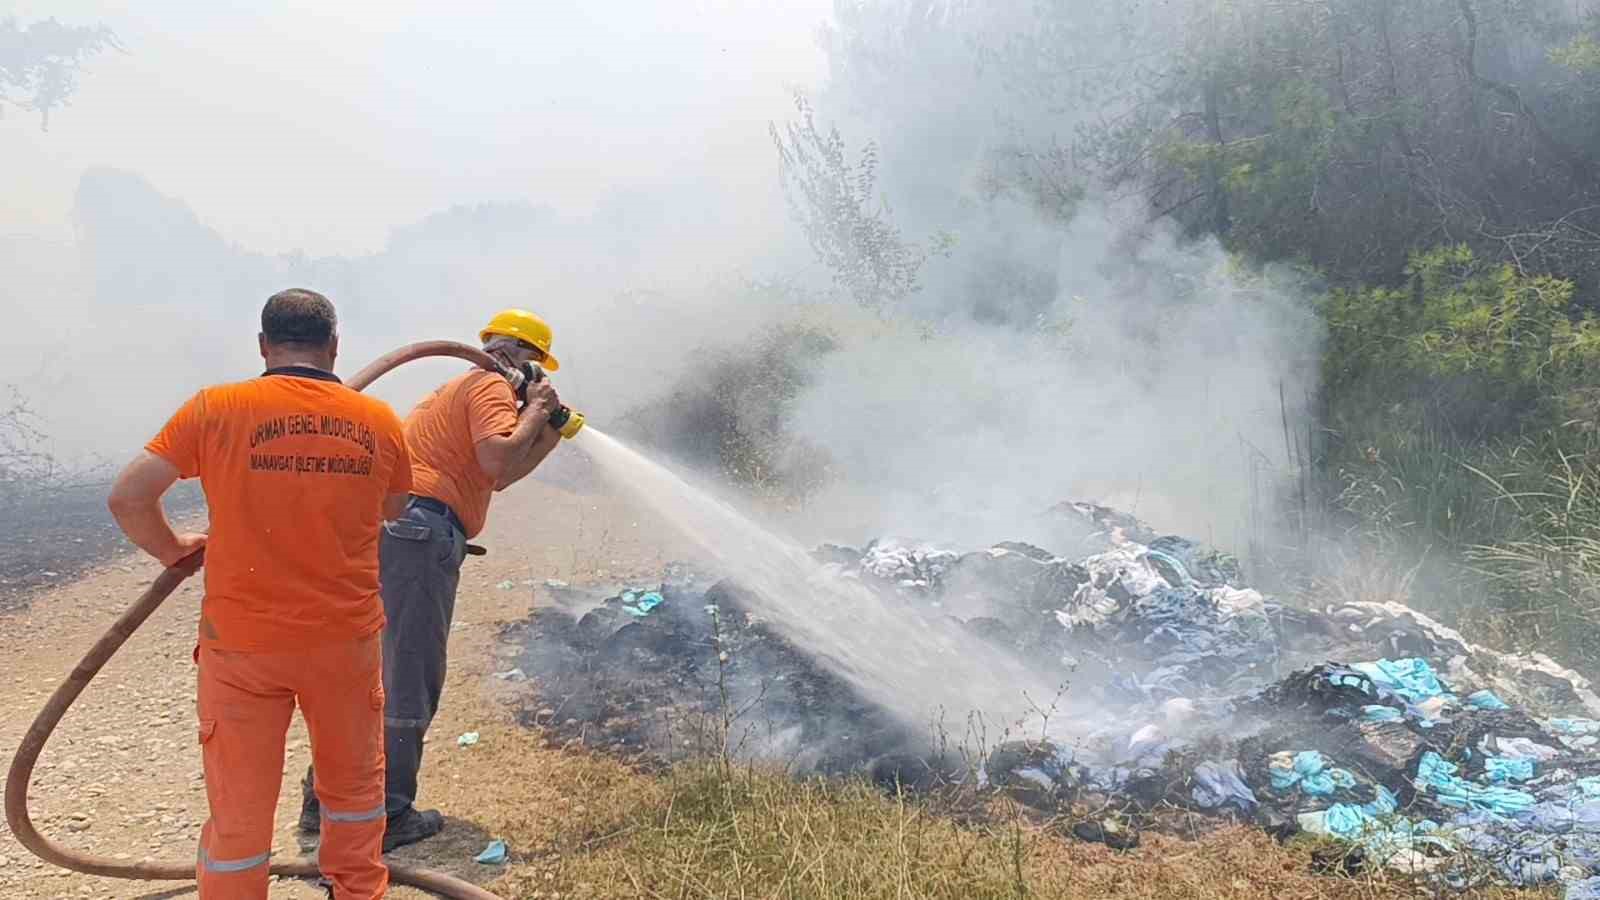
[161,532,209,568]
[156,531,208,566]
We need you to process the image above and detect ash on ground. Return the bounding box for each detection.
[505,568,925,777]
[507,501,1600,899]
[0,480,203,610]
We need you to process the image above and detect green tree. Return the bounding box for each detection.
[1324,246,1600,441]
[0,17,119,130]
[770,94,944,309]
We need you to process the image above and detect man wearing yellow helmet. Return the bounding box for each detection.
[299,309,565,851]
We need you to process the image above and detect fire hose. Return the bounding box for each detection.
[3,340,546,899]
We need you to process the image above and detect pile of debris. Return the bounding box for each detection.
[508,502,1600,898]
[508,565,929,776]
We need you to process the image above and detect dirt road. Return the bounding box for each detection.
[0,472,692,899]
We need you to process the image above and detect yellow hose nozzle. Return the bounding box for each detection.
[558,409,585,440]
[548,405,585,439]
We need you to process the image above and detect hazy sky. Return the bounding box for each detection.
[5,1,830,255]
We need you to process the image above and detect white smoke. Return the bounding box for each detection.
[3,0,1322,564]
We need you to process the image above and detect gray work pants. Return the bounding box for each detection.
[378,501,466,815]
[302,500,465,819]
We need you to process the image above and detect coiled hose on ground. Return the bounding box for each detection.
[4,341,512,899]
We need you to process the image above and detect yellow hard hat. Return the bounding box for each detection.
[480,308,560,371]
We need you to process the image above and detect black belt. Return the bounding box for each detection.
[408,495,465,537]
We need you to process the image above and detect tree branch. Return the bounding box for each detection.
[1455,0,1593,183]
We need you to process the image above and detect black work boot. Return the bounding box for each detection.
[298,765,321,835]
[383,807,444,852]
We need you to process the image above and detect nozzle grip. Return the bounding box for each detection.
[515,364,581,438]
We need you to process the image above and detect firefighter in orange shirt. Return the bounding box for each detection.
[109,289,412,898]
[300,309,563,849]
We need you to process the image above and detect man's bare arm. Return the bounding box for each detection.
[494,424,560,491]
[108,451,206,567]
[474,381,558,482]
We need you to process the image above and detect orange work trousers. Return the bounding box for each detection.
[195,633,388,899]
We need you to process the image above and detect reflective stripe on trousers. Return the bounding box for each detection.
[324,801,387,823]
[198,847,271,874]
[196,634,388,899]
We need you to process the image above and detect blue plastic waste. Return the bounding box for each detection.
[1143,549,1193,587]
[1518,800,1600,833]
[1508,854,1563,885]
[1548,719,1600,750]
[1359,705,1404,724]
[620,590,665,617]
[1324,667,1377,695]
[1320,803,1373,838]
[1351,658,1454,705]
[1483,756,1535,784]
[1368,784,1399,816]
[1414,752,1535,815]
[1566,837,1600,871]
[1145,535,1242,587]
[1567,876,1600,900]
[1300,792,1447,861]
[1269,750,1358,798]
[1367,819,1451,856]
[1445,814,1585,887]
[474,839,507,864]
[1192,760,1257,813]
[1306,785,1411,840]
[1550,718,1600,732]
[1466,689,1510,711]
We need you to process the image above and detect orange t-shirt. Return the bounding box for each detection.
[403,369,520,539]
[145,367,412,652]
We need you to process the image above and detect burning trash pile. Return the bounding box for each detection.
[508,502,1600,898]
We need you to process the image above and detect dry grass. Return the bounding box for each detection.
[484,761,1545,900]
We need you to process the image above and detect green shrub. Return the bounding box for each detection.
[618,318,839,505]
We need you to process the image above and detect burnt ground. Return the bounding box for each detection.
[0,480,203,611]
[502,572,1267,855]
[505,574,937,785]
